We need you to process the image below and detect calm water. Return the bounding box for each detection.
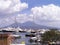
[0,32,44,45]
[12,32,41,45]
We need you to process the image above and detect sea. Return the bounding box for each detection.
[0,31,47,45]
[11,32,42,45]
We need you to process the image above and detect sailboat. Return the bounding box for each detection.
[11,17,21,38]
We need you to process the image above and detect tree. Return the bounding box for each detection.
[41,29,60,44]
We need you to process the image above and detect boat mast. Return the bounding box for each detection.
[15,16,18,28]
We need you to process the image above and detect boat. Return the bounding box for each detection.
[19,30,26,33]
[2,30,15,32]
[10,35,21,39]
[25,33,35,37]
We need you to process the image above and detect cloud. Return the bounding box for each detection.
[31,4,60,21]
[0,0,28,27]
[0,13,33,27]
[29,4,60,27]
[16,14,33,23]
[0,17,15,27]
[9,4,60,24]
[0,0,28,14]
[1,3,60,27]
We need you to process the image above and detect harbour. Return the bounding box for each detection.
[0,28,60,45]
[0,28,45,45]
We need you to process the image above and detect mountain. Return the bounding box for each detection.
[4,21,58,30]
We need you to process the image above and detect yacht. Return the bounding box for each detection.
[10,34,21,39]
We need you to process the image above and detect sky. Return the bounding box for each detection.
[0,0,60,28]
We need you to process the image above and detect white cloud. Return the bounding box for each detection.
[1,3,60,27]
[0,0,28,27]
[0,13,33,26]
[30,4,60,27]
[31,4,60,21]
[10,4,60,24]
[0,18,13,27]
[0,0,28,14]
[16,14,33,23]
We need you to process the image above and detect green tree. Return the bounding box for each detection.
[41,29,60,43]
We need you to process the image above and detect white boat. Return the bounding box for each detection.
[10,35,21,38]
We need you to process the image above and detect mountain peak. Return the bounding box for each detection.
[3,21,57,30]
